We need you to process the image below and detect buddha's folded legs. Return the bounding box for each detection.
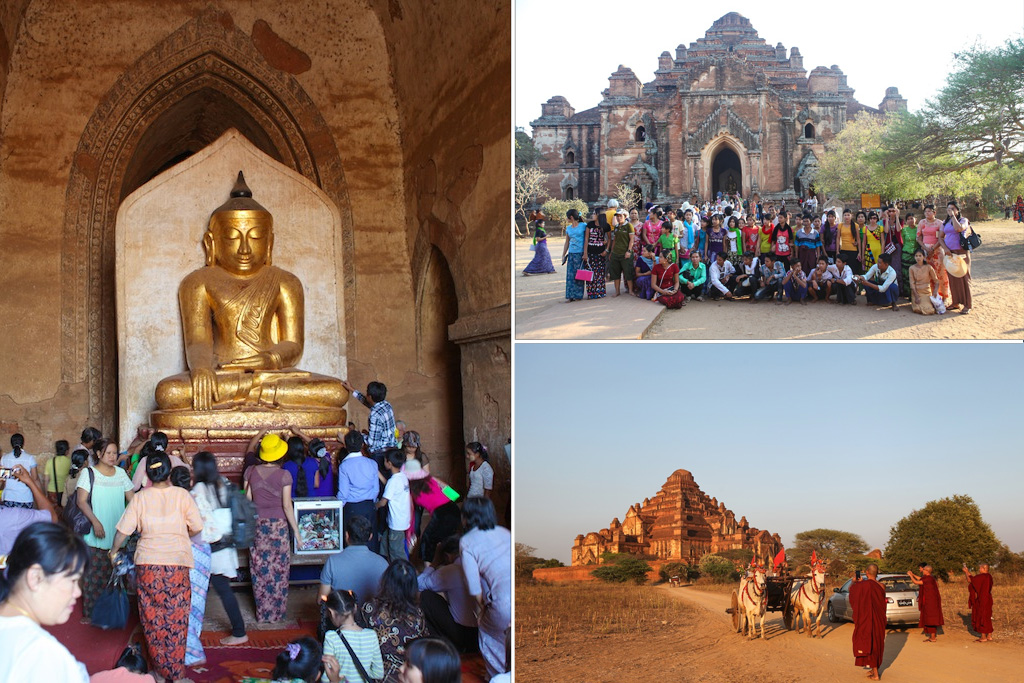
[155,370,348,411]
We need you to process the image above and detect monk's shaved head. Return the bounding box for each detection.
[865,563,879,577]
[979,563,990,572]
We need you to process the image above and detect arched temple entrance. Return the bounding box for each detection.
[712,147,741,196]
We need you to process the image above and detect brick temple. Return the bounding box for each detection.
[571,469,782,566]
[531,11,907,205]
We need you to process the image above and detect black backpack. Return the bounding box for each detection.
[210,481,258,551]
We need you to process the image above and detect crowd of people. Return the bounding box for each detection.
[524,194,980,316]
[0,379,511,683]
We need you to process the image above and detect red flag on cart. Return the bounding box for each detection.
[811,550,818,565]
[773,548,785,571]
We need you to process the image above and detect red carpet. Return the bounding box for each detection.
[47,601,141,675]
[191,627,488,683]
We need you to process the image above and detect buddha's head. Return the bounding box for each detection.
[204,171,274,276]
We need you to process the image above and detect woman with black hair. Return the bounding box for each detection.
[239,637,325,683]
[191,452,248,645]
[460,497,511,679]
[90,644,154,682]
[77,438,134,620]
[560,208,587,302]
[361,559,428,683]
[521,218,555,275]
[0,522,90,682]
[108,452,203,682]
[397,637,462,683]
[464,443,492,501]
[44,440,71,507]
[282,436,316,499]
[405,461,461,564]
[942,200,973,314]
[2,434,41,508]
[63,449,90,506]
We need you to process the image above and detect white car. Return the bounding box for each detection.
[827,574,919,626]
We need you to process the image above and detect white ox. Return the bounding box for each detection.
[738,562,767,640]
[789,561,827,637]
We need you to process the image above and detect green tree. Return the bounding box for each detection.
[992,544,1024,576]
[884,495,1001,581]
[515,128,541,169]
[876,37,1024,177]
[541,198,588,227]
[698,553,736,583]
[658,561,690,583]
[515,543,564,584]
[591,553,652,585]
[789,529,869,568]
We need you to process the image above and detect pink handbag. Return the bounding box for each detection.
[575,268,594,282]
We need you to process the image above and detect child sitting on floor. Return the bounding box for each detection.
[780,258,808,305]
[241,637,324,683]
[321,590,384,683]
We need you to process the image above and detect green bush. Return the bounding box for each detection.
[542,198,589,226]
[699,554,736,583]
[658,562,689,583]
[591,555,652,585]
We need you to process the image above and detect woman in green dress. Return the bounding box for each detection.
[900,212,919,299]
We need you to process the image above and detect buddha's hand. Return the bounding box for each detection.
[190,367,219,411]
[221,351,279,370]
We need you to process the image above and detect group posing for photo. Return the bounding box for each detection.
[523,195,978,316]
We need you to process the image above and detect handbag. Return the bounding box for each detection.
[336,630,381,683]
[91,567,129,630]
[960,225,981,250]
[62,468,95,536]
[574,267,594,282]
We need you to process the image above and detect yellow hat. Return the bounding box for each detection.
[259,433,288,462]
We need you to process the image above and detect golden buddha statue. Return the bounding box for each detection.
[152,172,347,429]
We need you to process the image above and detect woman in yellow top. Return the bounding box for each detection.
[109,452,203,683]
[862,211,883,271]
[837,209,863,275]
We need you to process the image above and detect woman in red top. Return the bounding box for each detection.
[741,214,760,258]
[651,250,686,309]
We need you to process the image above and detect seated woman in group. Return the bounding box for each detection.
[828,254,858,305]
[856,252,899,311]
[909,247,940,315]
[633,244,656,300]
[678,251,707,302]
[651,249,686,309]
[754,253,786,302]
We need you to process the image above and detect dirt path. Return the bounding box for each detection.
[657,584,1023,682]
[514,219,1024,339]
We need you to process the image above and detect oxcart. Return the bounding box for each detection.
[729,572,818,632]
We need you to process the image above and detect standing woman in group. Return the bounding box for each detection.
[243,434,301,623]
[583,211,608,299]
[77,438,134,620]
[282,436,315,499]
[839,209,864,274]
[0,522,90,682]
[820,210,839,263]
[862,211,883,272]
[465,442,493,501]
[2,434,41,508]
[916,205,950,304]
[521,218,555,275]
[63,449,90,508]
[459,497,512,679]
[769,211,794,266]
[190,452,248,647]
[169,466,211,668]
[43,440,71,508]
[108,452,203,683]
[560,209,587,302]
[943,201,973,314]
[1014,195,1024,223]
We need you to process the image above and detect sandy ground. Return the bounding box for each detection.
[514,219,1024,340]
[516,584,1023,682]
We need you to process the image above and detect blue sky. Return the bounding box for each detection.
[515,0,1024,130]
[514,343,1024,564]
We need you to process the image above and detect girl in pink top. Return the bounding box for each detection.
[405,461,461,566]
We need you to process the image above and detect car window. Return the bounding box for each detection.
[840,579,852,593]
[879,577,917,592]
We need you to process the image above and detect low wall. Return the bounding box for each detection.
[533,559,674,583]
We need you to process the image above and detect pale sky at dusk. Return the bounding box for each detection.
[515,0,1024,131]
[514,343,1024,564]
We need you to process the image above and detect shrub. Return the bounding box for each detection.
[591,555,652,585]
[699,553,736,583]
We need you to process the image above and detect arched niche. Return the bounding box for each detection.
[701,135,748,198]
[59,10,352,435]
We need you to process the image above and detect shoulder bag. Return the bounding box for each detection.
[337,630,381,683]
[91,565,129,630]
[62,467,95,536]
[960,223,981,251]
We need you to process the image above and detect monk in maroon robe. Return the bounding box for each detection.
[850,564,887,680]
[908,565,944,641]
[963,563,994,641]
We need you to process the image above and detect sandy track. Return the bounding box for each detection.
[657,584,1022,682]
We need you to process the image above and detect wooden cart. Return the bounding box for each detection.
[729,573,810,632]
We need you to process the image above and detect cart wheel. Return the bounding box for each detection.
[731,590,741,633]
[783,603,794,631]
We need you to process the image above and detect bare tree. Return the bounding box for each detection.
[614,183,640,214]
[515,166,549,236]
